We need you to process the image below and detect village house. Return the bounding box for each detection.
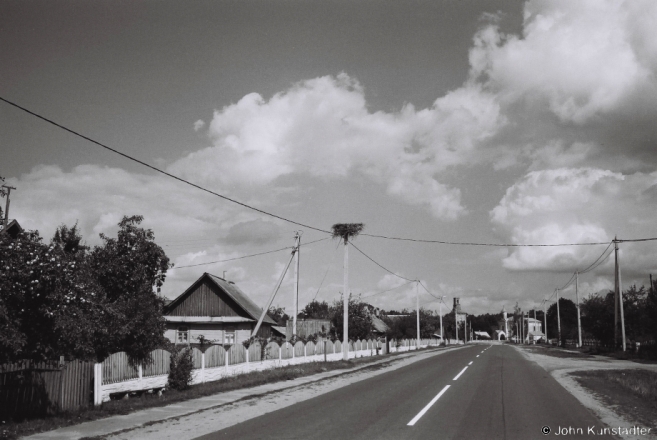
[163,272,278,347]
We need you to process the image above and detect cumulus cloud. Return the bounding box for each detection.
[224,219,281,246]
[469,0,657,170]
[168,74,504,221]
[491,167,657,275]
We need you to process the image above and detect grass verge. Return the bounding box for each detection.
[1,346,443,440]
[570,369,657,428]
[520,345,596,359]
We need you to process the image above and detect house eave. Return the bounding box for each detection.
[164,316,256,323]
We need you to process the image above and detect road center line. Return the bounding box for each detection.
[407,385,451,426]
[476,355,479,357]
[453,366,468,381]
[468,361,473,365]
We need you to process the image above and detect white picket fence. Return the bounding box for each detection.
[93,338,440,405]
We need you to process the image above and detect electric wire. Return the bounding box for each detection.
[579,241,614,274]
[5,97,657,250]
[0,96,332,235]
[350,242,416,282]
[361,280,415,299]
[312,239,341,301]
[170,237,329,269]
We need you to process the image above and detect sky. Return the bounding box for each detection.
[2,0,657,317]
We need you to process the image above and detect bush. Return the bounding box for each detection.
[167,346,194,391]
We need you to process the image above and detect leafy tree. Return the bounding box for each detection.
[330,295,373,341]
[0,229,99,362]
[299,300,330,319]
[0,215,171,364]
[88,215,170,363]
[268,306,289,326]
[547,298,578,345]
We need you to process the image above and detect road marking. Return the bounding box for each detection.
[476,355,479,357]
[453,366,468,381]
[468,361,473,365]
[407,385,451,426]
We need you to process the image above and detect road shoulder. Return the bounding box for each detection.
[514,345,657,440]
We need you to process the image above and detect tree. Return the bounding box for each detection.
[88,215,171,363]
[0,216,172,364]
[299,300,330,319]
[547,298,578,345]
[268,306,289,326]
[0,228,99,362]
[329,295,373,341]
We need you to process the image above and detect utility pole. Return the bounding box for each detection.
[331,223,363,361]
[292,232,301,340]
[2,185,16,230]
[416,281,420,349]
[543,300,548,342]
[575,271,582,348]
[614,238,627,351]
[439,296,445,343]
[454,301,458,343]
[556,289,562,346]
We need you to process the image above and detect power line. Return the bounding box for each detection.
[579,241,614,274]
[4,96,657,250]
[171,237,329,269]
[0,96,331,235]
[350,242,416,282]
[361,232,612,247]
[361,280,415,299]
[171,246,292,269]
[312,239,341,301]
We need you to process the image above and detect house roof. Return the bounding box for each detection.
[371,316,388,333]
[164,316,255,323]
[166,273,277,326]
[0,219,23,238]
[271,326,286,336]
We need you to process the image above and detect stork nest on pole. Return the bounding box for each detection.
[331,223,364,240]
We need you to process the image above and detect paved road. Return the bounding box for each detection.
[196,344,614,440]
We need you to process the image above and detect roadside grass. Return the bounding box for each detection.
[1,346,444,440]
[570,369,657,428]
[520,344,596,359]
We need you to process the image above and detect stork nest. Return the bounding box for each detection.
[331,223,364,239]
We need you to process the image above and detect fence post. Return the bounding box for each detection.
[201,351,206,383]
[246,348,249,364]
[94,363,103,406]
[304,343,307,357]
[225,351,229,373]
[138,364,143,389]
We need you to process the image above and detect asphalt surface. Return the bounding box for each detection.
[196,344,614,440]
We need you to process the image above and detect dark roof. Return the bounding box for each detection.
[206,273,277,326]
[166,273,276,326]
[371,316,388,333]
[0,219,23,238]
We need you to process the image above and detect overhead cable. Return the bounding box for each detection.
[350,242,416,282]
[171,237,329,269]
[0,96,331,235]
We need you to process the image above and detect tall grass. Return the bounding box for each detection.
[574,369,657,403]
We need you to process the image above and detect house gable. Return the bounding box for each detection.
[166,276,249,319]
[164,273,277,325]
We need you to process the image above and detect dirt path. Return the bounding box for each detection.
[515,346,657,440]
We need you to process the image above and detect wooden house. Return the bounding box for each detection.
[163,273,277,346]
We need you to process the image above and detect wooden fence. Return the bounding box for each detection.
[0,359,94,419]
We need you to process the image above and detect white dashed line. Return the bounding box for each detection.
[407,385,451,426]
[453,366,468,381]
[468,361,473,365]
